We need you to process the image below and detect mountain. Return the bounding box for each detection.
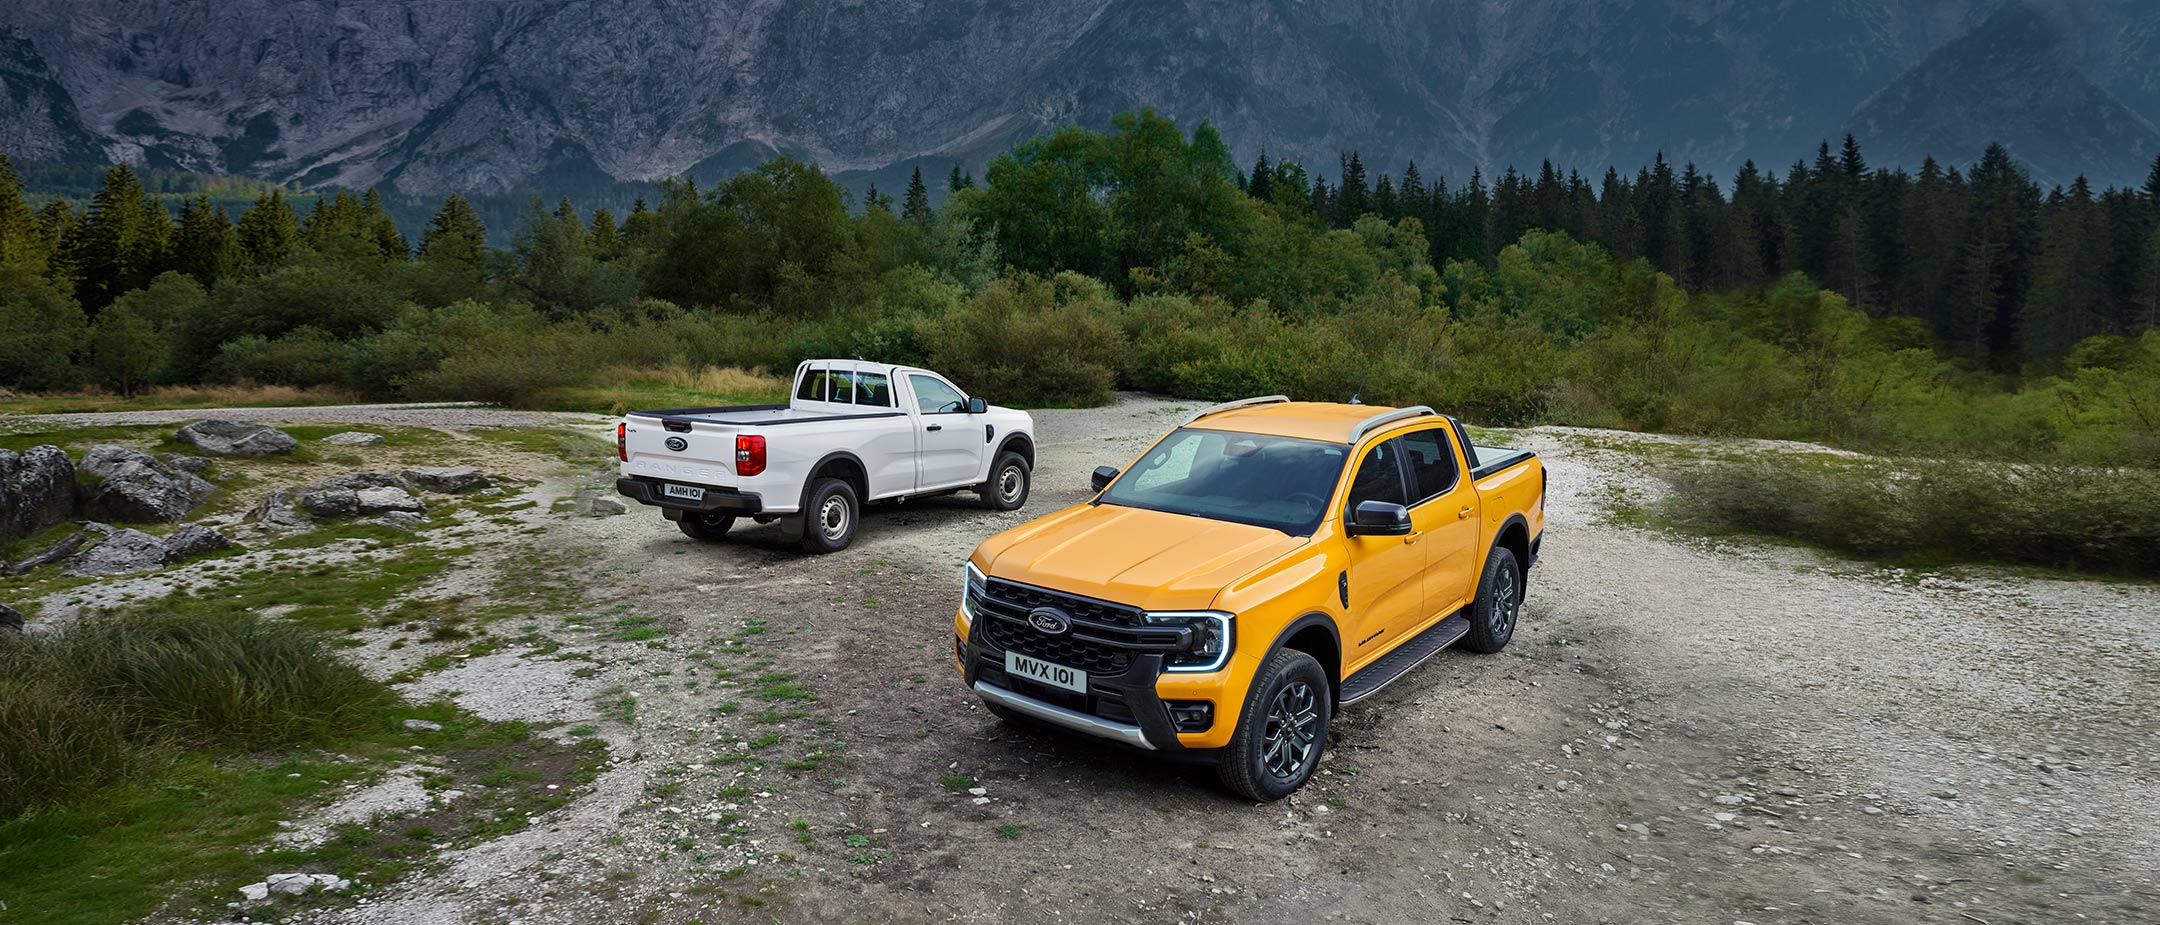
[3,0,2158,197]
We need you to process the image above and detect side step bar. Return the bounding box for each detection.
[1338,612,1471,705]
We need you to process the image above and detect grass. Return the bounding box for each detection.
[0,383,363,416]
[522,364,787,415]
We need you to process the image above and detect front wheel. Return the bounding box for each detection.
[1462,546,1522,653]
[799,477,859,553]
[1217,649,1331,802]
[979,452,1031,511]
[676,512,735,541]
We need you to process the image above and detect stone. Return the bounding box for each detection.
[401,466,492,494]
[585,495,628,516]
[355,486,424,514]
[6,530,88,575]
[66,528,170,576]
[264,872,348,896]
[164,525,236,562]
[0,445,76,545]
[375,511,427,529]
[166,455,215,473]
[0,603,23,632]
[248,488,312,530]
[175,420,298,457]
[322,431,386,446]
[239,882,270,903]
[403,719,444,732]
[78,446,216,522]
[300,487,362,518]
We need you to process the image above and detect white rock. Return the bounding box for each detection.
[402,719,444,732]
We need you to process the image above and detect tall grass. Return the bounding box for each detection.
[1660,456,2160,576]
[0,611,394,820]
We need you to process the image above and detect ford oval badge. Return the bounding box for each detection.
[664,436,688,452]
[1027,607,1072,635]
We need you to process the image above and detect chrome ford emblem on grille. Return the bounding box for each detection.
[664,436,688,452]
[1027,607,1072,635]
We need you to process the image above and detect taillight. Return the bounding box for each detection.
[735,435,766,476]
[617,423,627,462]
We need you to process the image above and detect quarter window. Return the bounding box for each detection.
[796,368,828,401]
[1345,438,1408,510]
[1400,430,1459,504]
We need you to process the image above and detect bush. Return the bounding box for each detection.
[0,676,136,819]
[921,273,1123,407]
[1661,455,2160,576]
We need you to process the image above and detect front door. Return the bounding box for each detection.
[908,373,982,490]
[1338,437,1425,670]
[1401,427,1480,617]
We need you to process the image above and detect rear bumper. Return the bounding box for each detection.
[616,477,764,516]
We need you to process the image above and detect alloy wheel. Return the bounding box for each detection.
[1260,680,1320,780]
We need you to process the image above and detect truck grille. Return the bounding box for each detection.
[970,578,1188,677]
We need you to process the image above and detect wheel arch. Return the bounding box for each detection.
[803,450,870,509]
[1264,613,1344,701]
[1492,513,1532,574]
[995,432,1035,468]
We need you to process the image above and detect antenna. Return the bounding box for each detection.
[1348,374,1368,406]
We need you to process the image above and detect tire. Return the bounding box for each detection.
[1462,546,1523,654]
[676,512,735,541]
[1216,649,1331,802]
[799,477,859,553]
[979,451,1031,511]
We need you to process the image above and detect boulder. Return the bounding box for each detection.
[174,420,298,457]
[66,528,170,576]
[0,445,77,545]
[247,488,311,531]
[166,455,215,473]
[298,487,361,518]
[585,495,629,516]
[401,466,491,494]
[355,486,424,514]
[374,511,426,529]
[78,446,216,523]
[164,525,236,562]
[0,603,22,632]
[319,472,404,491]
[321,431,386,446]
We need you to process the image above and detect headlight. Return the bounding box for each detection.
[1143,610,1233,672]
[960,561,986,622]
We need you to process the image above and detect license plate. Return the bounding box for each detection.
[1005,650,1086,694]
[662,483,706,501]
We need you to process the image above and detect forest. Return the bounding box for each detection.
[1,110,2156,470]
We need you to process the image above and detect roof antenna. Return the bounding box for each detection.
[1347,374,1368,406]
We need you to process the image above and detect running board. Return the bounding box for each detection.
[1338,612,1471,705]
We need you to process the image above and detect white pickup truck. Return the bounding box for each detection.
[615,360,1037,552]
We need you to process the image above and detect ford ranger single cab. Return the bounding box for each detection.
[953,396,1544,800]
[617,360,1036,552]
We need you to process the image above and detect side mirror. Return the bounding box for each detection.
[1091,466,1120,493]
[1345,500,1412,537]
[967,396,988,415]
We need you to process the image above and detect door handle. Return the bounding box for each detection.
[1403,531,1424,545]
[926,424,943,432]
[1457,506,1474,520]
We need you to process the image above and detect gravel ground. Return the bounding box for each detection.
[0,402,611,434]
[52,398,2149,924]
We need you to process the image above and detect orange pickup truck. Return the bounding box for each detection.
[953,396,1545,800]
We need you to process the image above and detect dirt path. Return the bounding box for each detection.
[100,398,2150,925]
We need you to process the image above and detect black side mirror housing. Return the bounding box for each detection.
[1345,500,1412,536]
[1091,466,1120,493]
[967,396,988,414]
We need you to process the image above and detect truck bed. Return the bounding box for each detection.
[1469,443,1536,479]
[628,404,902,427]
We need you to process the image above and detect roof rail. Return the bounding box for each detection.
[1179,395,1290,426]
[1347,405,1436,443]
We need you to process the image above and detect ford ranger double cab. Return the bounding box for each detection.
[617,360,1036,553]
[953,396,1545,800]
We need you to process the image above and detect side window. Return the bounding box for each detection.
[1345,438,1408,511]
[854,372,892,407]
[910,375,967,413]
[829,371,856,404]
[796,368,827,402]
[1400,429,1459,505]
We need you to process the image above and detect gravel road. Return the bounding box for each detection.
[54,398,2146,924]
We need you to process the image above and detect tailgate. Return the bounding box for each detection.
[622,413,739,487]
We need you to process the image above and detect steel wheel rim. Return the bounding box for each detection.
[1260,680,1320,781]
[820,496,849,540]
[998,466,1024,503]
[1492,562,1519,637]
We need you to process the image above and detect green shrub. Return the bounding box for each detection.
[921,272,1123,407]
[0,676,136,819]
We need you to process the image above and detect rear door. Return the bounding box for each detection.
[1401,427,1480,616]
[905,372,983,490]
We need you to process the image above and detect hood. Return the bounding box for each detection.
[973,503,1307,612]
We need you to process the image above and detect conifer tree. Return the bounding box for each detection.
[1246,150,1273,202]
[419,193,487,258]
[947,164,975,193]
[1399,162,1425,209]
[1335,152,1369,224]
[2143,152,2160,207]
[588,206,622,256]
[67,164,172,310]
[2022,176,2112,356]
[902,167,933,227]
[363,188,408,257]
[0,150,33,267]
[237,189,300,267]
[1371,173,1397,220]
[172,194,241,287]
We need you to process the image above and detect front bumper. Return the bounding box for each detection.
[616,476,763,516]
[960,614,1217,753]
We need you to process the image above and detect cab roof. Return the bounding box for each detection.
[1183,399,1441,444]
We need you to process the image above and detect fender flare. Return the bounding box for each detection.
[800,449,871,512]
[1261,611,1344,695]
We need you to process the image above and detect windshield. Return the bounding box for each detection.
[1098,428,1348,534]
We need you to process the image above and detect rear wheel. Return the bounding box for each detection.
[979,451,1030,511]
[1217,649,1331,802]
[1462,546,1522,653]
[676,512,735,541]
[799,477,859,553]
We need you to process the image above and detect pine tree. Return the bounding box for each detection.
[1335,152,1369,224]
[172,194,241,287]
[0,149,34,267]
[237,189,300,267]
[2022,176,2112,356]
[1371,173,1398,220]
[67,164,173,310]
[2143,152,2160,206]
[1399,162,1425,210]
[1839,134,1868,180]
[902,167,934,227]
[863,183,892,213]
[1246,150,1273,202]
[2135,219,2160,331]
[363,188,408,257]
[588,206,622,256]
[1954,143,2042,358]
[419,193,487,258]
[947,164,975,193]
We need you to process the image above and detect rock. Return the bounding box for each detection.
[322,431,386,446]
[66,528,170,576]
[248,488,311,530]
[164,525,236,562]
[79,446,216,523]
[0,445,76,545]
[299,487,361,518]
[401,466,491,494]
[264,872,349,896]
[402,719,444,732]
[375,511,426,529]
[5,530,88,575]
[585,495,628,516]
[0,603,23,632]
[355,486,424,514]
[175,420,298,457]
[165,455,215,473]
[239,882,270,903]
